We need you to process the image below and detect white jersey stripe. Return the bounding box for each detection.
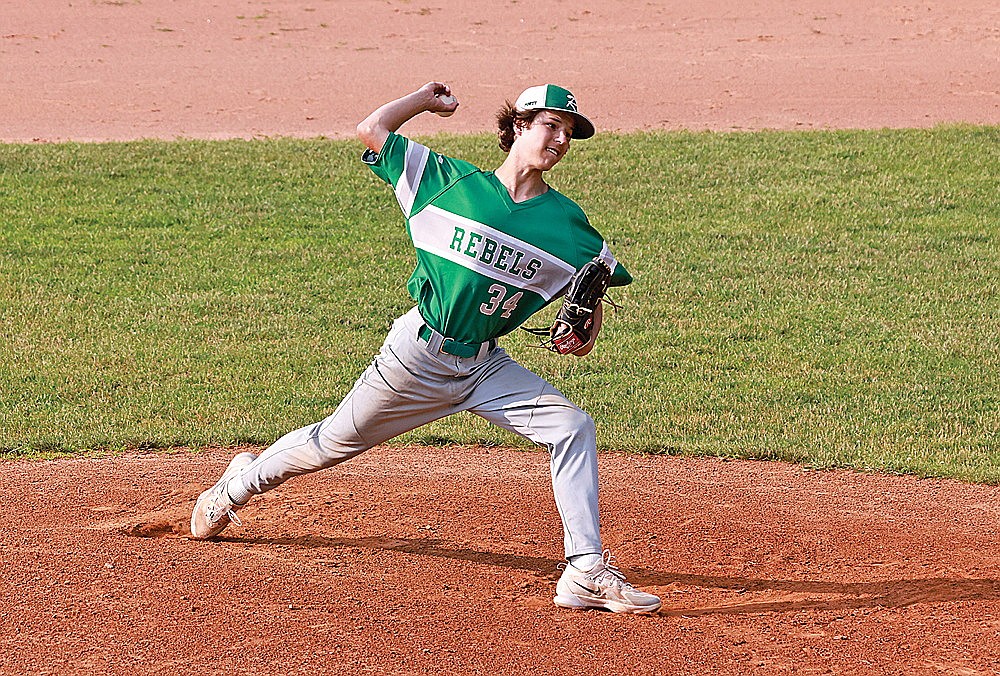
[598,240,619,274]
[394,141,430,218]
[410,204,576,301]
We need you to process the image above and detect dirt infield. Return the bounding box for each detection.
[6,448,1000,674]
[3,1,1000,674]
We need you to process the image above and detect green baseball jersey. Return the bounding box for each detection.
[363,132,632,345]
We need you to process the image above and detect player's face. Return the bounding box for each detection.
[518,111,575,170]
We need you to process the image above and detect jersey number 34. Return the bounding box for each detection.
[480,284,523,318]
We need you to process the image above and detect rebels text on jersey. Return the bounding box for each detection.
[449,226,543,281]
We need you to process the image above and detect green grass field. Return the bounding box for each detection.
[2,127,998,480]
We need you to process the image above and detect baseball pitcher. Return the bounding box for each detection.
[190,82,661,614]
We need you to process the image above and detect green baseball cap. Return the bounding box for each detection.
[514,84,595,140]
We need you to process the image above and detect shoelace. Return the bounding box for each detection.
[560,549,634,588]
[589,549,635,589]
[206,492,242,527]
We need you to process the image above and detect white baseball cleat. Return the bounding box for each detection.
[190,452,258,540]
[553,549,661,614]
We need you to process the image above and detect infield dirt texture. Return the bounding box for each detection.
[3,1,999,674]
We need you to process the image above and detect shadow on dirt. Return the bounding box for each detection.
[217,533,1000,617]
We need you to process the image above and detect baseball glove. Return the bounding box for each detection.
[525,257,612,354]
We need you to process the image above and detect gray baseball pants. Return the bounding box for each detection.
[230,306,603,558]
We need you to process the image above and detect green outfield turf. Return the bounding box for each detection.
[1,127,997,480]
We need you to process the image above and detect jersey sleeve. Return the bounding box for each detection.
[362,132,478,219]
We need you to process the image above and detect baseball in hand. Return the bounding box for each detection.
[435,94,457,117]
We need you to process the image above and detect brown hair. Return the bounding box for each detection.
[495,101,539,153]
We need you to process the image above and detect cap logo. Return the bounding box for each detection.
[515,85,593,138]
